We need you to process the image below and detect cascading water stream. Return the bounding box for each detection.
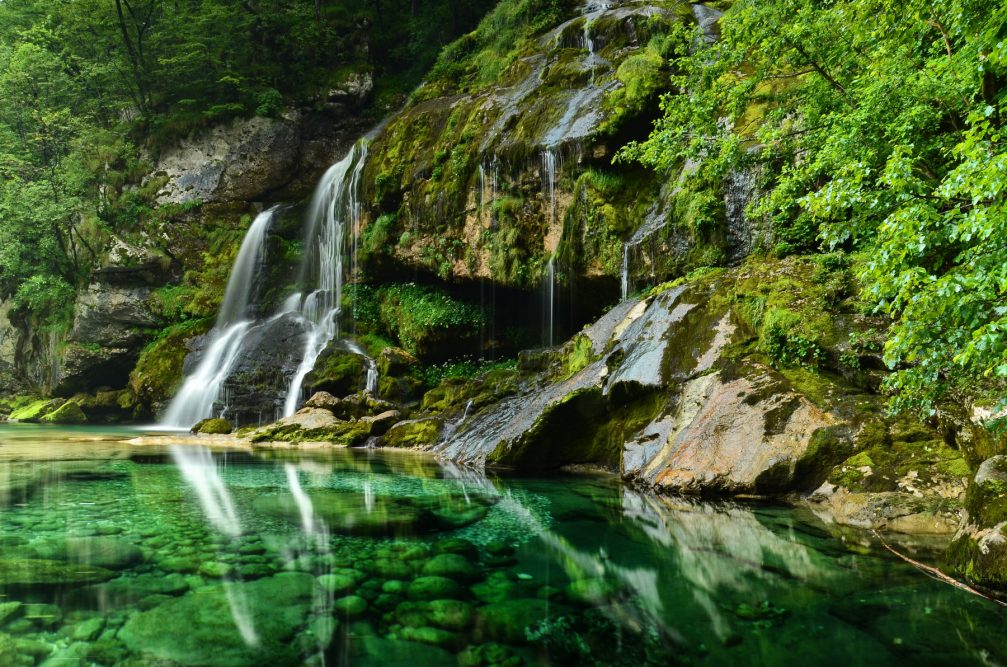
[283,141,371,417]
[161,208,277,428]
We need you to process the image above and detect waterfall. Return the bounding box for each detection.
[161,208,277,428]
[282,142,369,417]
[543,255,557,347]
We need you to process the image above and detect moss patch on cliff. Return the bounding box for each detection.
[129,319,213,408]
[376,284,488,361]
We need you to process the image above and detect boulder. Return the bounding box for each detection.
[8,398,65,423]
[360,409,401,436]
[39,401,87,425]
[303,342,368,397]
[303,391,341,411]
[946,456,1007,590]
[377,347,418,377]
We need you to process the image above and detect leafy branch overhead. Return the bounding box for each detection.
[622,0,1007,415]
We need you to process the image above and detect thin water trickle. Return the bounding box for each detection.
[541,150,560,347]
[621,241,630,301]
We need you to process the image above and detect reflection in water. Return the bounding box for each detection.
[0,427,1005,666]
[171,445,242,538]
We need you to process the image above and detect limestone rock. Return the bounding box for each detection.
[303,391,340,410]
[360,409,401,436]
[152,114,302,206]
[624,366,841,494]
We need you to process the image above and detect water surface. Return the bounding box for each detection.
[0,425,1002,666]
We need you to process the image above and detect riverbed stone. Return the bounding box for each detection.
[119,572,314,666]
[0,559,115,586]
[421,553,481,583]
[474,598,565,644]
[407,576,464,601]
[317,568,365,596]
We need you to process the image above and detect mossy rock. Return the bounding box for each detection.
[378,346,419,376]
[249,419,372,446]
[119,572,313,667]
[192,418,232,435]
[377,375,424,403]
[304,345,367,397]
[8,398,65,423]
[39,401,88,425]
[381,419,443,448]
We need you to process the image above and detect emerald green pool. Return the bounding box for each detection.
[0,425,1003,666]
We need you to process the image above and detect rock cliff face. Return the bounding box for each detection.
[363,257,969,537]
[151,105,371,207]
[356,0,736,301]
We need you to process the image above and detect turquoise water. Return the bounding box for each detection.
[0,425,1003,666]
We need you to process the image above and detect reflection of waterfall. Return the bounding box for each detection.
[285,464,316,536]
[283,143,369,416]
[162,209,277,428]
[171,446,242,537]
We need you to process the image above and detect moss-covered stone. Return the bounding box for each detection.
[38,401,87,424]
[304,345,367,397]
[382,419,443,449]
[8,398,65,423]
[129,319,213,409]
[192,418,232,434]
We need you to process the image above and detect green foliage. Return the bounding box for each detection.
[427,0,578,91]
[377,283,487,356]
[622,0,1007,414]
[761,308,824,367]
[412,358,517,389]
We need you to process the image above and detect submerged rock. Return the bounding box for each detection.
[119,572,314,666]
[0,559,115,586]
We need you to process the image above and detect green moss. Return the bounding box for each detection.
[39,401,87,425]
[382,419,443,448]
[305,350,366,397]
[8,398,65,423]
[251,421,372,446]
[193,418,232,435]
[377,284,487,360]
[562,334,595,378]
[130,319,213,407]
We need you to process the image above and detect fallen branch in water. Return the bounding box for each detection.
[871,529,1007,606]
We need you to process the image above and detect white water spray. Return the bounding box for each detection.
[161,209,277,428]
[283,142,369,416]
